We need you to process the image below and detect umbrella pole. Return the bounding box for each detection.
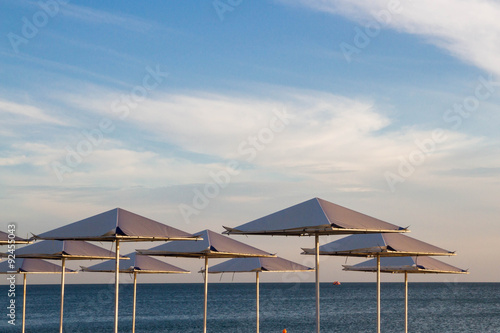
[60,257,66,333]
[22,274,26,333]
[133,271,137,333]
[315,233,320,333]
[377,255,380,333]
[203,256,208,333]
[404,272,408,333]
[114,239,120,333]
[256,271,259,333]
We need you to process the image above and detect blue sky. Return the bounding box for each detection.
[1,0,499,284]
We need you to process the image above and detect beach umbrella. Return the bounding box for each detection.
[223,197,408,333]
[302,233,455,333]
[0,258,77,333]
[32,208,200,333]
[343,256,468,333]
[0,230,31,245]
[205,256,314,333]
[14,240,124,333]
[137,229,275,333]
[81,252,190,333]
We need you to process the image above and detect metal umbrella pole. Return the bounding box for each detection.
[60,257,66,333]
[376,255,381,333]
[22,273,27,333]
[133,271,137,333]
[81,251,189,333]
[204,256,209,333]
[256,271,260,333]
[114,240,120,333]
[342,254,467,333]
[315,233,320,333]
[205,256,313,333]
[405,271,408,333]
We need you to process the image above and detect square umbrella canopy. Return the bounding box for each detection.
[138,229,275,259]
[0,230,31,245]
[32,208,198,242]
[343,256,467,274]
[82,252,189,333]
[0,258,77,333]
[302,233,455,333]
[301,233,455,257]
[13,240,125,333]
[223,197,408,236]
[206,257,314,333]
[223,197,409,333]
[14,240,126,260]
[137,229,275,333]
[343,256,468,333]
[32,207,200,333]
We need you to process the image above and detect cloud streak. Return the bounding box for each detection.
[0,99,66,125]
[26,86,492,194]
[281,0,500,76]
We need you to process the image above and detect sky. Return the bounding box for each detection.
[1,0,499,284]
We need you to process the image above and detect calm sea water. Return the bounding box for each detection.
[0,283,499,332]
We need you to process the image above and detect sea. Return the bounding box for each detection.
[0,282,499,332]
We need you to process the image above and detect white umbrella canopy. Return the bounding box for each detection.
[223,197,408,236]
[81,252,189,274]
[302,233,455,333]
[0,258,76,274]
[207,256,313,273]
[223,197,409,333]
[82,252,189,333]
[32,208,197,242]
[0,258,77,333]
[13,240,124,333]
[342,256,467,274]
[32,207,200,333]
[343,256,468,333]
[302,233,455,257]
[207,257,314,333]
[138,229,275,333]
[138,229,275,258]
[0,230,31,245]
[14,240,126,260]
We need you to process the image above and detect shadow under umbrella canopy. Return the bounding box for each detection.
[302,233,455,333]
[0,258,77,333]
[81,252,190,333]
[32,208,200,333]
[223,197,408,333]
[13,240,126,333]
[138,229,275,333]
[343,256,468,333]
[205,256,314,333]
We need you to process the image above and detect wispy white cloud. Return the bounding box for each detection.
[51,86,495,193]
[0,99,66,125]
[280,0,500,76]
[59,3,156,32]
[0,50,132,88]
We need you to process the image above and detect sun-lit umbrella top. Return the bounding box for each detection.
[13,240,127,260]
[81,252,189,274]
[0,258,77,274]
[343,256,468,274]
[302,233,455,257]
[138,229,275,258]
[33,208,199,242]
[206,256,313,273]
[223,197,408,236]
[0,230,31,245]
